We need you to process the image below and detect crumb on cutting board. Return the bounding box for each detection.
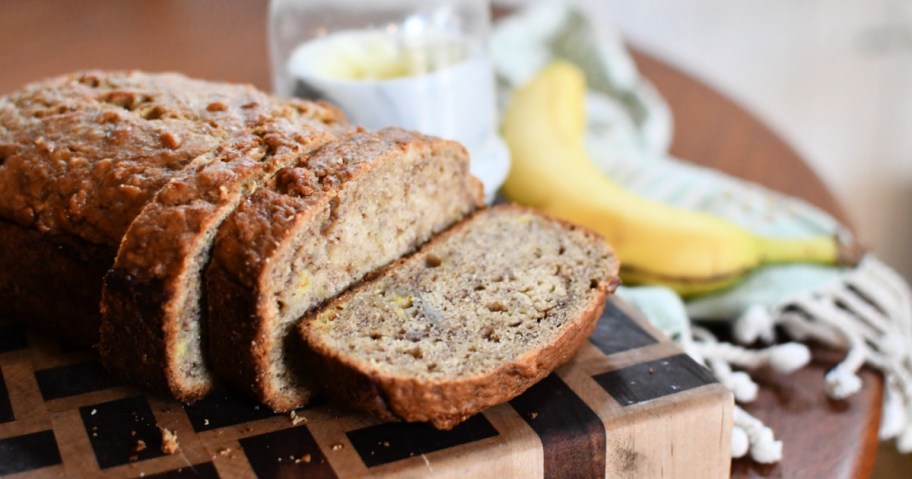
[214,446,232,459]
[158,426,179,454]
[290,410,307,425]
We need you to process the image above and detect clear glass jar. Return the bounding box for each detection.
[268,0,508,200]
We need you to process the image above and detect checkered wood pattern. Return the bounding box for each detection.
[0,299,731,478]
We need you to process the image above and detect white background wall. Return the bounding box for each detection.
[501,0,912,280]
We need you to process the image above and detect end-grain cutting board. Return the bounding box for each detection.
[0,298,732,478]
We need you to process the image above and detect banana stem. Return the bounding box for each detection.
[755,235,840,266]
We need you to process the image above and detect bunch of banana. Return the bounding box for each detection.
[501,61,857,297]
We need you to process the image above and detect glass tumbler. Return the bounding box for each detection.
[268,0,508,200]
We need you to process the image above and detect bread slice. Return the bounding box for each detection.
[99,102,345,401]
[298,205,620,429]
[206,128,484,412]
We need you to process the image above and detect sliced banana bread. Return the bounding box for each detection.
[206,128,484,412]
[298,205,620,430]
[99,101,346,401]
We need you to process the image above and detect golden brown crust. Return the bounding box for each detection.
[298,205,621,429]
[0,71,276,245]
[111,112,343,279]
[210,128,472,286]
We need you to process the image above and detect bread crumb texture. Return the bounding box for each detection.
[307,207,616,381]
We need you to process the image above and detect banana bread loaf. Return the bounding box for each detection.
[298,205,620,429]
[206,128,484,412]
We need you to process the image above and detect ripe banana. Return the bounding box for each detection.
[501,61,851,296]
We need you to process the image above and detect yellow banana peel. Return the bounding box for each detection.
[501,61,849,297]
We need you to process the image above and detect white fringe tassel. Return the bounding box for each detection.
[679,325,795,462]
[680,254,912,462]
[724,255,912,453]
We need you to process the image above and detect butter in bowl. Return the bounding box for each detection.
[269,0,510,200]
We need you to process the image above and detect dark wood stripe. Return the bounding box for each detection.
[55,338,92,354]
[0,369,12,423]
[510,374,606,479]
[0,430,61,475]
[589,301,657,356]
[182,389,289,432]
[239,425,336,479]
[347,414,499,468]
[79,395,166,469]
[35,361,120,400]
[143,462,219,478]
[593,354,717,406]
[0,323,27,353]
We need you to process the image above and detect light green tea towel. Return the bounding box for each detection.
[493,2,912,462]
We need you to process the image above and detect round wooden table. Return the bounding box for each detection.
[0,1,882,477]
